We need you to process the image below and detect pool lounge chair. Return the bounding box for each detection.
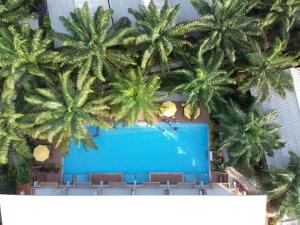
[39,182,58,188]
[108,182,126,188]
[150,173,183,184]
[90,173,123,185]
[74,182,92,188]
[142,182,161,188]
[177,182,195,189]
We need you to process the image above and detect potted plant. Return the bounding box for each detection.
[39,163,60,173]
[44,163,60,173]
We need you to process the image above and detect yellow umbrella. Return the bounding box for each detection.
[183,104,201,120]
[160,101,177,118]
[33,145,50,162]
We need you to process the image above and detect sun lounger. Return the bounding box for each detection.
[108,182,126,188]
[90,173,123,184]
[150,173,183,184]
[74,182,92,188]
[39,182,58,188]
[142,182,161,188]
[177,182,195,188]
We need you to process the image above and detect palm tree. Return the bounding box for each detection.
[262,151,300,220]
[55,3,135,85]
[0,24,58,103]
[24,71,111,154]
[239,39,298,102]
[217,101,284,173]
[0,101,32,165]
[191,0,262,63]
[0,0,30,26]
[124,0,194,73]
[262,0,300,45]
[109,68,161,126]
[170,47,236,115]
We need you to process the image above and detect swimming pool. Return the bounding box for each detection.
[64,123,210,184]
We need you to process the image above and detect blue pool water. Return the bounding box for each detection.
[64,123,209,183]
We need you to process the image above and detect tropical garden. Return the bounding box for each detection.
[0,0,299,223]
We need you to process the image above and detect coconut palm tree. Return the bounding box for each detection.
[55,3,135,85]
[0,0,30,26]
[24,71,111,154]
[239,39,298,102]
[0,101,32,165]
[124,0,194,73]
[0,24,58,103]
[191,0,262,63]
[109,68,161,126]
[217,101,284,173]
[170,46,236,115]
[262,0,300,45]
[262,151,300,220]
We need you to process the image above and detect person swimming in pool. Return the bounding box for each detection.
[162,128,166,133]
[172,127,178,132]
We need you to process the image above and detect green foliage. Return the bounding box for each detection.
[42,163,60,173]
[0,165,16,194]
[170,47,236,115]
[0,102,32,165]
[56,3,135,84]
[217,101,284,173]
[191,0,262,63]
[109,68,161,126]
[0,24,58,103]
[124,0,194,73]
[0,0,30,26]
[16,160,32,184]
[0,174,16,194]
[239,39,298,102]
[262,151,300,220]
[262,0,300,45]
[25,71,112,154]
[42,14,52,32]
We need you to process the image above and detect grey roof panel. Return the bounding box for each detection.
[254,68,300,168]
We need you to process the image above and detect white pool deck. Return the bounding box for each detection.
[32,183,237,196]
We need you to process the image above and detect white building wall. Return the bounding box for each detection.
[0,195,267,225]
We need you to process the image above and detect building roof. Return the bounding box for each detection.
[46,0,199,33]
[253,68,300,168]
